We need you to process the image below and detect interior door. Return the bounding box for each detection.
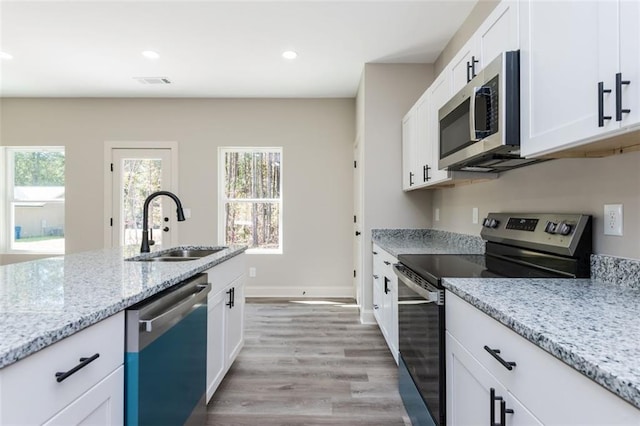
[353,138,363,306]
[110,148,174,248]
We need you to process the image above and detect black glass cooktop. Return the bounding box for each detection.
[398,253,569,287]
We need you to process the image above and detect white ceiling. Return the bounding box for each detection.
[0,0,477,98]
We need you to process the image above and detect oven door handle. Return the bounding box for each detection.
[393,264,444,306]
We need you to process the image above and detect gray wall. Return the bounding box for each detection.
[357,63,434,321]
[427,0,640,260]
[1,98,356,296]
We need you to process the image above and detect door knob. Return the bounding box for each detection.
[163,227,169,232]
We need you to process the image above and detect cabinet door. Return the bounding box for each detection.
[206,289,227,402]
[388,273,399,364]
[43,367,124,426]
[372,251,383,324]
[520,0,619,157]
[414,94,431,188]
[450,39,478,94]
[402,110,418,190]
[225,275,246,365]
[447,333,542,426]
[427,72,452,184]
[619,0,640,129]
[477,1,519,70]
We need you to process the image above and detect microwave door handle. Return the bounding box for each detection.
[469,87,481,142]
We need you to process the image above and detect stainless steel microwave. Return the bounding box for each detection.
[438,50,541,173]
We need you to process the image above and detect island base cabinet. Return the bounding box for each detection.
[206,253,247,402]
[0,312,124,426]
[43,366,124,426]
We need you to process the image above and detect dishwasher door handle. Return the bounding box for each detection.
[140,283,211,333]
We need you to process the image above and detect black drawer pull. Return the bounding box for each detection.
[55,353,100,383]
[383,261,391,265]
[484,346,516,370]
[490,387,514,426]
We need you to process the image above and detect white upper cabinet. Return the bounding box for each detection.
[401,108,418,190]
[450,1,519,94]
[520,0,640,157]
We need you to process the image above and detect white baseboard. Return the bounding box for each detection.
[360,309,376,324]
[245,285,356,299]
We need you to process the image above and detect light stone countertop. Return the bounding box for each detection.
[0,244,246,369]
[371,229,485,257]
[443,277,640,410]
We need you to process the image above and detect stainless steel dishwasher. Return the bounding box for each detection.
[125,273,210,426]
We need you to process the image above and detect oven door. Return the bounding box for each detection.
[394,264,445,426]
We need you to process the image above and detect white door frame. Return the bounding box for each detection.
[103,141,179,249]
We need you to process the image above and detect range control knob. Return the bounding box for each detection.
[544,221,558,234]
[483,218,500,228]
[557,222,572,236]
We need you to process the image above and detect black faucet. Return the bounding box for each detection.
[140,191,186,253]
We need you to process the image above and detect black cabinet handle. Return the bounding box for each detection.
[423,165,431,182]
[383,261,391,265]
[490,388,514,426]
[372,251,378,255]
[409,172,414,186]
[384,277,390,294]
[226,288,234,308]
[484,346,516,370]
[598,81,612,127]
[616,72,631,121]
[467,56,479,82]
[373,274,379,279]
[55,353,100,383]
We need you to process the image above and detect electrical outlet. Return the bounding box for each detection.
[249,267,256,278]
[183,208,191,219]
[472,207,479,224]
[604,204,623,236]
[435,208,440,222]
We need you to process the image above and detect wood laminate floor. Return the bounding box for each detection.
[206,299,411,426]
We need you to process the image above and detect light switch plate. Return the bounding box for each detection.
[435,208,440,222]
[604,204,623,236]
[249,267,256,278]
[472,207,479,224]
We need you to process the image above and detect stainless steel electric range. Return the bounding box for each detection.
[393,213,592,426]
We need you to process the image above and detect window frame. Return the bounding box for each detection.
[3,146,66,254]
[218,147,283,254]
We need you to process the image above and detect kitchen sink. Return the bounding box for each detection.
[161,248,224,258]
[127,247,226,262]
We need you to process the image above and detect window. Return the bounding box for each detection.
[220,148,282,253]
[4,147,65,253]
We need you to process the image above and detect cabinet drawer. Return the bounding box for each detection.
[446,292,640,424]
[0,312,125,426]
[207,253,246,295]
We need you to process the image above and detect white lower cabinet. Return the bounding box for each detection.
[446,291,640,425]
[206,253,247,402]
[372,244,398,364]
[0,312,125,426]
[43,367,124,426]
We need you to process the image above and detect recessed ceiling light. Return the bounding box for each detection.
[282,50,298,60]
[0,51,13,60]
[142,50,160,60]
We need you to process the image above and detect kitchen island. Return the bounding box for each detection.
[0,245,247,425]
[0,244,247,368]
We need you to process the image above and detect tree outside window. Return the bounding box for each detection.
[5,148,65,253]
[220,148,282,253]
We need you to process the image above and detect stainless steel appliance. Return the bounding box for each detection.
[125,273,211,426]
[394,213,592,426]
[438,51,543,173]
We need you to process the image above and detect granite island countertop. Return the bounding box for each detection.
[443,277,640,410]
[0,244,246,369]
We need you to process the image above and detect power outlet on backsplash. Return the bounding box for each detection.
[604,204,623,236]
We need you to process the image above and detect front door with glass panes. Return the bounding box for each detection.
[110,148,174,248]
